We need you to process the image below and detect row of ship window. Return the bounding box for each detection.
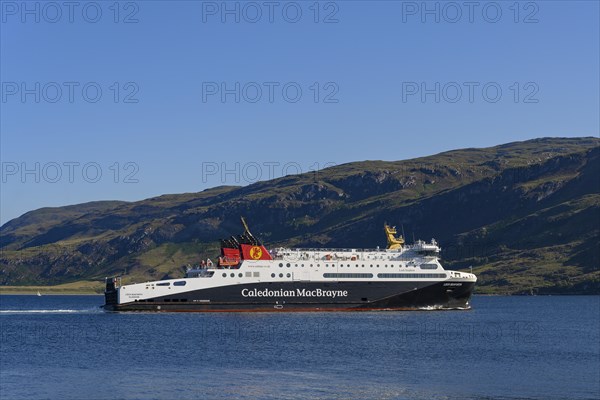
[279,263,436,269]
[322,273,447,279]
[221,272,261,278]
[155,281,186,287]
[216,272,447,279]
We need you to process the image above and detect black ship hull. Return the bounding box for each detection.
[104,280,475,312]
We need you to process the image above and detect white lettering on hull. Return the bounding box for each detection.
[241,288,349,298]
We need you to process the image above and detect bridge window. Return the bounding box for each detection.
[156,282,170,286]
[174,281,187,286]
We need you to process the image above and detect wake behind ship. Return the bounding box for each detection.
[104,218,476,312]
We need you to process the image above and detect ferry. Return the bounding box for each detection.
[103,218,476,312]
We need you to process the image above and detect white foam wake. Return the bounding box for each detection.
[418,305,471,311]
[0,309,101,314]
[418,305,445,310]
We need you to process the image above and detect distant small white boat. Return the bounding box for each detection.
[36,291,42,297]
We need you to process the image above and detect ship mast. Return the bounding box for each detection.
[239,216,261,246]
[384,224,405,250]
[240,216,251,236]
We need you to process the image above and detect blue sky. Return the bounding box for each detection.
[1,0,598,224]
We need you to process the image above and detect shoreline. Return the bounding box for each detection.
[0,282,104,296]
[1,291,598,296]
[1,280,597,297]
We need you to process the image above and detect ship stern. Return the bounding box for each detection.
[103,277,119,311]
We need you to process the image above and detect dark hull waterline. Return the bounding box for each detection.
[104,281,475,312]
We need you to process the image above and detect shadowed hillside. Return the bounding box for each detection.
[1,137,598,294]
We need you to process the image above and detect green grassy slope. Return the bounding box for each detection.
[1,137,598,294]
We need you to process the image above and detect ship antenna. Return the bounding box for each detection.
[401,224,405,239]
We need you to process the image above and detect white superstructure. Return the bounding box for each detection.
[115,240,476,304]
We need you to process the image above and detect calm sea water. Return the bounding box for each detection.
[0,295,598,400]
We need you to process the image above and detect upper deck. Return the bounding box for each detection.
[271,239,441,262]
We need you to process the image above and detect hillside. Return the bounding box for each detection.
[1,137,599,294]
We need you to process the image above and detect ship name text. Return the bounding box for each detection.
[241,288,348,298]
